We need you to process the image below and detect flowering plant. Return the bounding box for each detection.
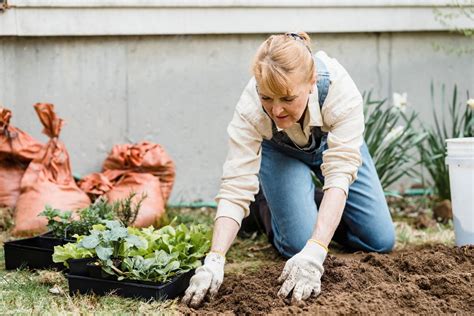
[417,84,473,201]
[364,92,426,190]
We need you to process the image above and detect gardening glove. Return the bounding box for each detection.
[278,240,327,304]
[182,252,225,308]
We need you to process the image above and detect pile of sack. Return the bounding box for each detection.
[0,107,43,209]
[79,141,175,227]
[0,104,175,236]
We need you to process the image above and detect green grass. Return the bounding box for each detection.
[0,257,178,315]
[0,203,456,314]
[165,207,215,227]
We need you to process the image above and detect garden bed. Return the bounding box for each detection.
[180,245,473,315]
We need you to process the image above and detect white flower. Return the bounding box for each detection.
[392,92,408,112]
[382,126,405,145]
[467,98,474,109]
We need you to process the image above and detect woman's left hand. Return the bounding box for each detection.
[277,241,327,304]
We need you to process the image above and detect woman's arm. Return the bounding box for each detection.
[311,187,346,246]
[277,187,347,303]
[211,187,346,256]
[182,216,240,308]
[183,79,265,307]
[211,217,241,255]
[215,78,266,227]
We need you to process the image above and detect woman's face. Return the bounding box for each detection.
[257,72,315,129]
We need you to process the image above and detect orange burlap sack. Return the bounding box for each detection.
[107,171,164,227]
[103,141,175,202]
[12,103,91,236]
[79,170,164,227]
[0,108,43,208]
[79,141,175,227]
[77,170,117,201]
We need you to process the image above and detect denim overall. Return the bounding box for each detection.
[263,56,330,184]
[253,57,395,258]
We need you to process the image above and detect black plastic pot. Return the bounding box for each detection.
[38,232,75,247]
[4,236,65,270]
[67,258,97,276]
[66,269,195,300]
[85,261,116,280]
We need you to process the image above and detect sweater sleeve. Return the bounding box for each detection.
[319,56,365,195]
[214,84,264,226]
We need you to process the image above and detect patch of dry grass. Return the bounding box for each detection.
[395,221,455,249]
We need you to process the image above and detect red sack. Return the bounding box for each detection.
[103,141,175,203]
[76,170,118,201]
[79,170,165,227]
[0,108,43,208]
[79,141,175,227]
[12,103,91,236]
[106,172,164,227]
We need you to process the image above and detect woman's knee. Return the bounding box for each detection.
[272,222,313,258]
[367,225,395,253]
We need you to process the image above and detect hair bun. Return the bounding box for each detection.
[297,32,311,45]
[284,31,311,45]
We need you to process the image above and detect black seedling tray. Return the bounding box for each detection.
[39,232,75,247]
[67,258,97,276]
[67,269,195,300]
[4,236,66,270]
[3,232,75,270]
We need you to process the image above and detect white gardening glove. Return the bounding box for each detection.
[181,252,225,308]
[278,240,327,304]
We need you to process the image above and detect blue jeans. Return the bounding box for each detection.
[259,139,395,258]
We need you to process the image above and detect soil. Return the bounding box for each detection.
[180,245,473,315]
[433,200,453,223]
[414,213,437,229]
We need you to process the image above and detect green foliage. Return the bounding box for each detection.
[38,206,73,238]
[39,197,116,239]
[52,235,96,267]
[78,220,146,261]
[417,84,473,201]
[39,192,146,239]
[115,192,146,227]
[433,0,474,55]
[117,222,208,283]
[53,219,211,284]
[363,92,426,189]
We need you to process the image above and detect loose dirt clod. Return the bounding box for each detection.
[179,245,473,315]
[414,213,437,229]
[433,199,453,223]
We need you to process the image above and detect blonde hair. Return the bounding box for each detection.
[252,32,315,96]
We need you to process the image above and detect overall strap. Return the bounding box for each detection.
[315,56,330,110]
[266,55,331,151]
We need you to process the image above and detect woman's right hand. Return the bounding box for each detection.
[181,252,225,308]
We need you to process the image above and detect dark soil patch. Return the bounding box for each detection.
[414,213,437,229]
[180,245,473,315]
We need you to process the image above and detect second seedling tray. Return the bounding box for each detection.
[67,269,195,300]
[4,236,65,270]
[4,232,75,270]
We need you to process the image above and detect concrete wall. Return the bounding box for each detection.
[1,33,472,202]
